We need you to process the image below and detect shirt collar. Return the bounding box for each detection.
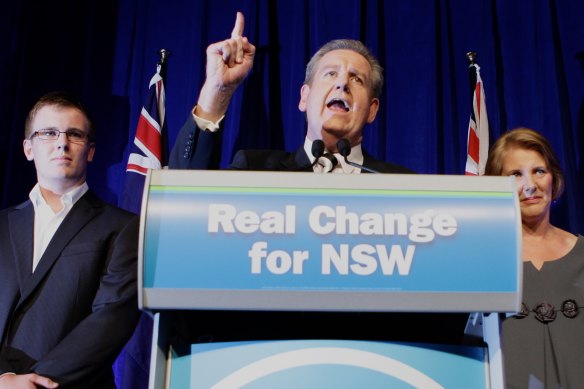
[29,182,89,211]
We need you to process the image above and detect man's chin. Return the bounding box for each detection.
[321,123,352,138]
[320,129,352,151]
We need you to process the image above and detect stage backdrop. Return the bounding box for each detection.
[1,0,582,234]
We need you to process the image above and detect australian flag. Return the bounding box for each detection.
[465,58,489,176]
[120,57,169,212]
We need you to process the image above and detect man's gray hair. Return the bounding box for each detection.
[304,39,384,98]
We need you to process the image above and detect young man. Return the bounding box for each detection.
[0,92,140,389]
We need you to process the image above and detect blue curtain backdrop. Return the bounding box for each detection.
[1,0,583,385]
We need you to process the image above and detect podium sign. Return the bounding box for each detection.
[139,170,521,312]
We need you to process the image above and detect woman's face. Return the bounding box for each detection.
[501,147,553,225]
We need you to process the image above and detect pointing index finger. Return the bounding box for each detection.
[230,11,244,38]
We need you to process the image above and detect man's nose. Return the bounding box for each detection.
[335,74,350,92]
[56,132,70,149]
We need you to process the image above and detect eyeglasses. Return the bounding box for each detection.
[30,129,90,143]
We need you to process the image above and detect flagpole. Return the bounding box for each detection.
[466,51,477,99]
[156,49,170,167]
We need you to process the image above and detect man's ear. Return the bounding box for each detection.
[367,98,380,123]
[23,139,34,161]
[298,84,310,112]
[87,143,96,162]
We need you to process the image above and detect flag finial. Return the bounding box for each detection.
[158,49,171,65]
[158,49,170,65]
[156,49,171,81]
[466,51,477,65]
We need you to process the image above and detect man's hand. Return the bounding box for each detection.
[207,11,255,87]
[197,11,256,121]
[0,373,58,389]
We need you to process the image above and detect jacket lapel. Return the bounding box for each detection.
[362,151,390,174]
[280,147,313,171]
[18,191,103,305]
[8,201,35,292]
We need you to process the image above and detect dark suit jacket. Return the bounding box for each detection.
[0,190,140,388]
[168,116,415,174]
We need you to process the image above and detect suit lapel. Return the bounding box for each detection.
[8,201,35,292]
[362,153,376,174]
[362,152,389,173]
[18,191,103,305]
[280,147,313,171]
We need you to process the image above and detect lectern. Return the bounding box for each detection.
[138,170,521,388]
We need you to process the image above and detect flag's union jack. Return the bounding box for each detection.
[126,68,166,175]
[120,61,168,214]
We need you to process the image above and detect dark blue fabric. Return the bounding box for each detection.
[1,1,583,387]
[122,0,582,233]
[2,0,582,231]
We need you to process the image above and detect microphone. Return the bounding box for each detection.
[305,139,326,170]
[310,139,340,172]
[311,139,325,163]
[336,138,380,174]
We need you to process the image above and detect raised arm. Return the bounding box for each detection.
[168,12,255,169]
[195,11,256,122]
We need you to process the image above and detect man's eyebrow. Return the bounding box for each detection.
[37,126,85,132]
[320,64,367,74]
[349,69,366,77]
[348,67,369,81]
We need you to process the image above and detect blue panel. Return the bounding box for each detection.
[144,184,518,294]
[168,340,487,389]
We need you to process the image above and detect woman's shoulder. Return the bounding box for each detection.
[555,227,579,252]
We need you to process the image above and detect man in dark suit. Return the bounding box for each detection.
[0,92,140,388]
[167,13,467,347]
[169,12,413,174]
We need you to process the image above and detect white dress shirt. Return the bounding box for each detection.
[29,182,89,272]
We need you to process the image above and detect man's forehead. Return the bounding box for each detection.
[317,49,371,71]
[33,105,88,128]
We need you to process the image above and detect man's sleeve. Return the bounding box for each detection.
[168,114,224,170]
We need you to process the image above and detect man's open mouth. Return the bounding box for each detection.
[326,98,350,112]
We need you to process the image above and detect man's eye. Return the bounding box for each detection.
[326,71,337,77]
[41,130,59,137]
[351,76,363,84]
[67,130,85,139]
